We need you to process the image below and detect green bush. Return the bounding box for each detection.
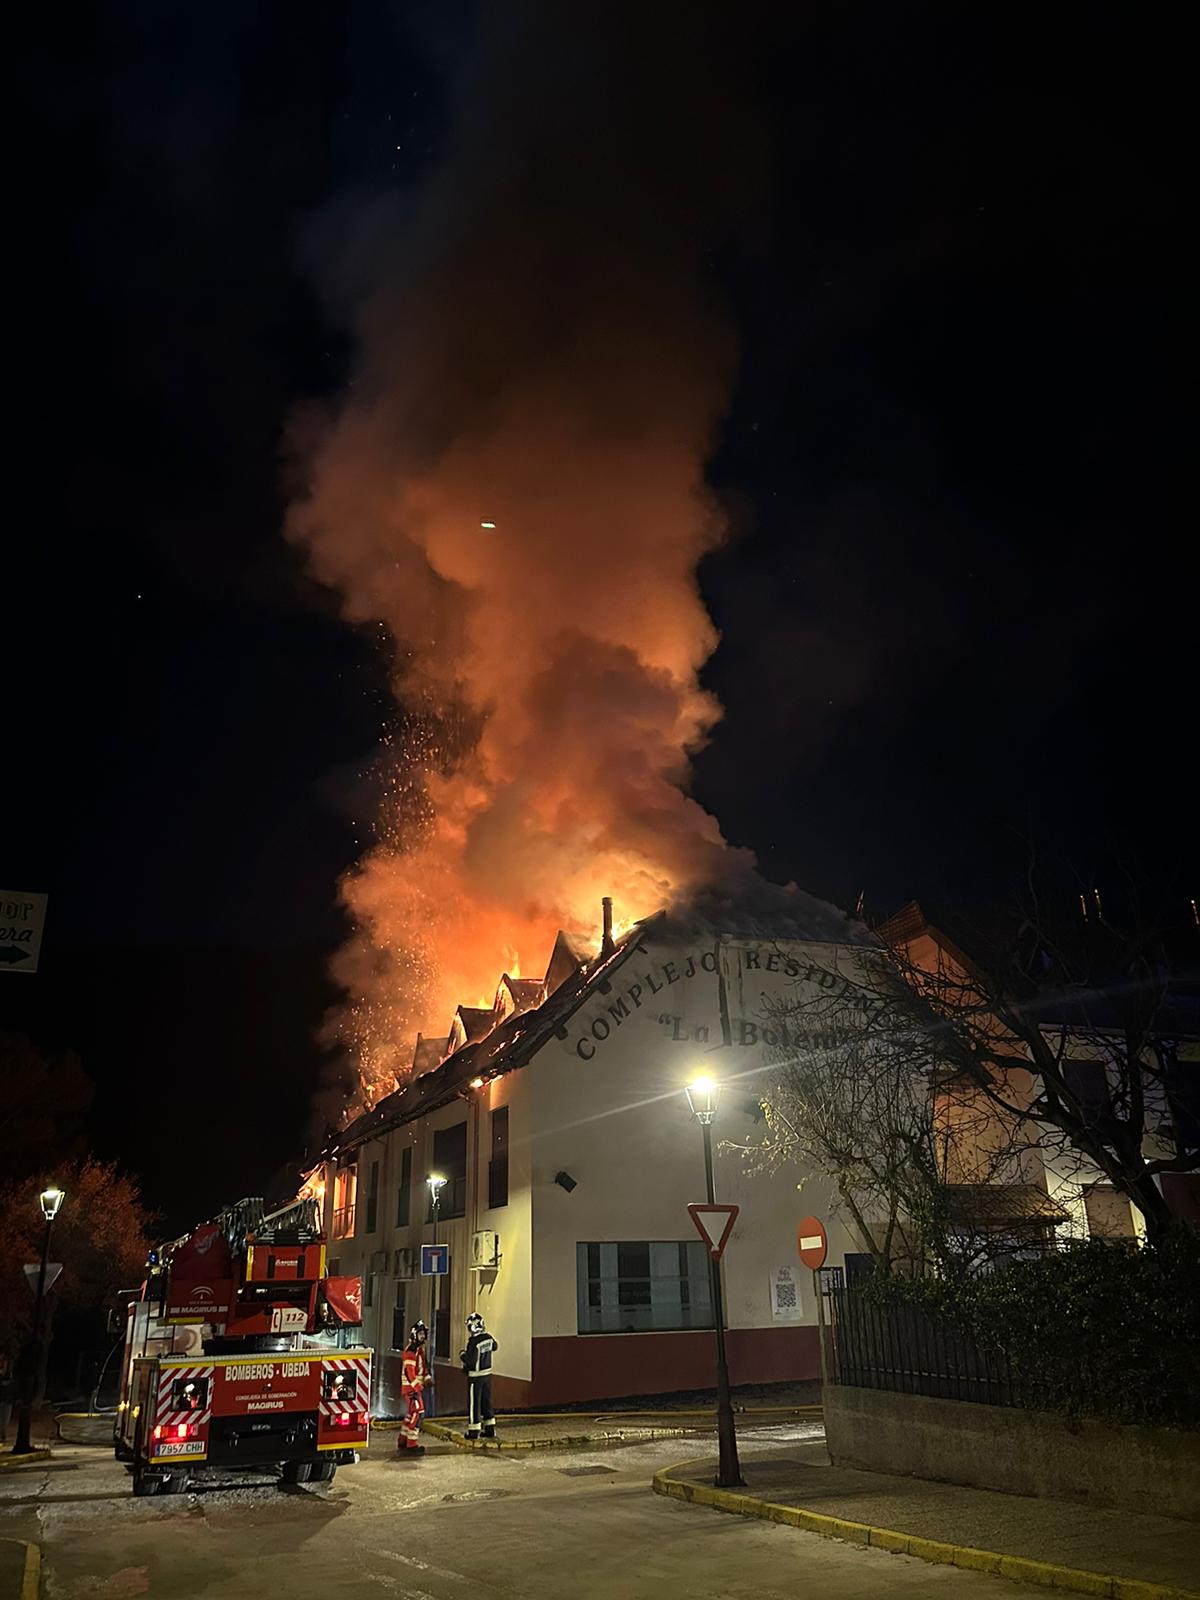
[860,1229,1200,1428]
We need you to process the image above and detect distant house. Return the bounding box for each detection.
[878,901,1200,1247]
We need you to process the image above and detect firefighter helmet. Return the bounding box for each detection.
[409,1320,429,1345]
[465,1312,485,1335]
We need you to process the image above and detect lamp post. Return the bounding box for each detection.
[425,1174,447,1419]
[13,1186,65,1456]
[685,1080,744,1489]
[426,1173,446,1357]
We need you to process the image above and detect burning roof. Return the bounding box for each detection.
[327,915,654,1157]
[320,875,865,1160]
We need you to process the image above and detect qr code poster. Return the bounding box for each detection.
[769,1265,803,1322]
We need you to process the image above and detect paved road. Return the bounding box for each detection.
[1,1428,1046,1599]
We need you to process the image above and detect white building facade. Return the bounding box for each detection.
[304,917,871,1415]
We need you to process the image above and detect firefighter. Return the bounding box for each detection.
[398,1320,432,1457]
[460,1312,497,1439]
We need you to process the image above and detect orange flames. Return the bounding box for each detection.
[286,8,762,1109]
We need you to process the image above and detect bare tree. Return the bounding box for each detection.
[744,947,1040,1274]
[888,897,1197,1243]
[758,896,1198,1251]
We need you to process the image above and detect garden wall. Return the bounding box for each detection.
[824,1383,1200,1521]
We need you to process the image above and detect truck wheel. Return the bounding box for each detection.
[310,1461,336,1484]
[281,1461,312,1484]
[132,1465,160,1497]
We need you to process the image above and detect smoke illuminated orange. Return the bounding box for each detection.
[286,8,763,1110]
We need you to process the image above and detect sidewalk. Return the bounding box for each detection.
[414,1405,818,1453]
[654,1441,1200,1600]
[422,1415,692,1451]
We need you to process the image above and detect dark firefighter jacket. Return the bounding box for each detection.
[460,1330,498,1378]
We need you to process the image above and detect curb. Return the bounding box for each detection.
[423,1419,687,1453]
[372,1404,820,1430]
[0,1536,41,1600]
[0,1452,51,1475]
[651,1461,1200,1600]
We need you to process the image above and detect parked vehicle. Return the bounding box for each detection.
[114,1196,370,1495]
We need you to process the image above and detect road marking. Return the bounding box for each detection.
[366,1578,438,1600]
[379,1549,468,1583]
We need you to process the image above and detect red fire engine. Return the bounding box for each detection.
[115,1195,371,1496]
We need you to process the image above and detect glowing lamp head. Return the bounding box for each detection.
[685,1077,721,1124]
[427,1173,447,1201]
[39,1186,65,1220]
[469,1077,484,1090]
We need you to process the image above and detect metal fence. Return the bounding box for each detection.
[829,1285,1026,1409]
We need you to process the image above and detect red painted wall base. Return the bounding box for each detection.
[380,1326,817,1415]
[378,1353,533,1417]
[430,1363,532,1414]
[529,1324,819,1407]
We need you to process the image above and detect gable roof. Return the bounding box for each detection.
[411,1034,448,1076]
[879,901,1200,1040]
[453,1005,495,1043]
[495,974,544,1022]
[502,975,543,1007]
[545,929,588,994]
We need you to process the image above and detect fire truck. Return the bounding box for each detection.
[115,1196,371,1496]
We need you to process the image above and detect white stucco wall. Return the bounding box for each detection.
[470,1069,533,1382]
[528,932,871,1343]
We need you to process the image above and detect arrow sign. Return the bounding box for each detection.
[688,1203,739,1260]
[0,890,48,974]
[23,1263,63,1294]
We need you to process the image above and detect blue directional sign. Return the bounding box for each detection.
[421,1244,449,1276]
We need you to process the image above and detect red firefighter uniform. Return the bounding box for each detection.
[398,1321,431,1455]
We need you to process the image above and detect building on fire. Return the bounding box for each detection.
[300,901,1198,1416]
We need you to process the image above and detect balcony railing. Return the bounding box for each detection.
[332,1204,356,1240]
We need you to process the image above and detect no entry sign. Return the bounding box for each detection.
[796,1216,828,1271]
[688,1203,739,1261]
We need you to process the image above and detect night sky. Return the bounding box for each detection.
[7,3,1190,1229]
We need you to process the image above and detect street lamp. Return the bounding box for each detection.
[685,1079,744,1489]
[13,1186,66,1455]
[685,1077,720,1125]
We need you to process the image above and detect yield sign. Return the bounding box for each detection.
[23,1263,63,1294]
[688,1203,739,1260]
